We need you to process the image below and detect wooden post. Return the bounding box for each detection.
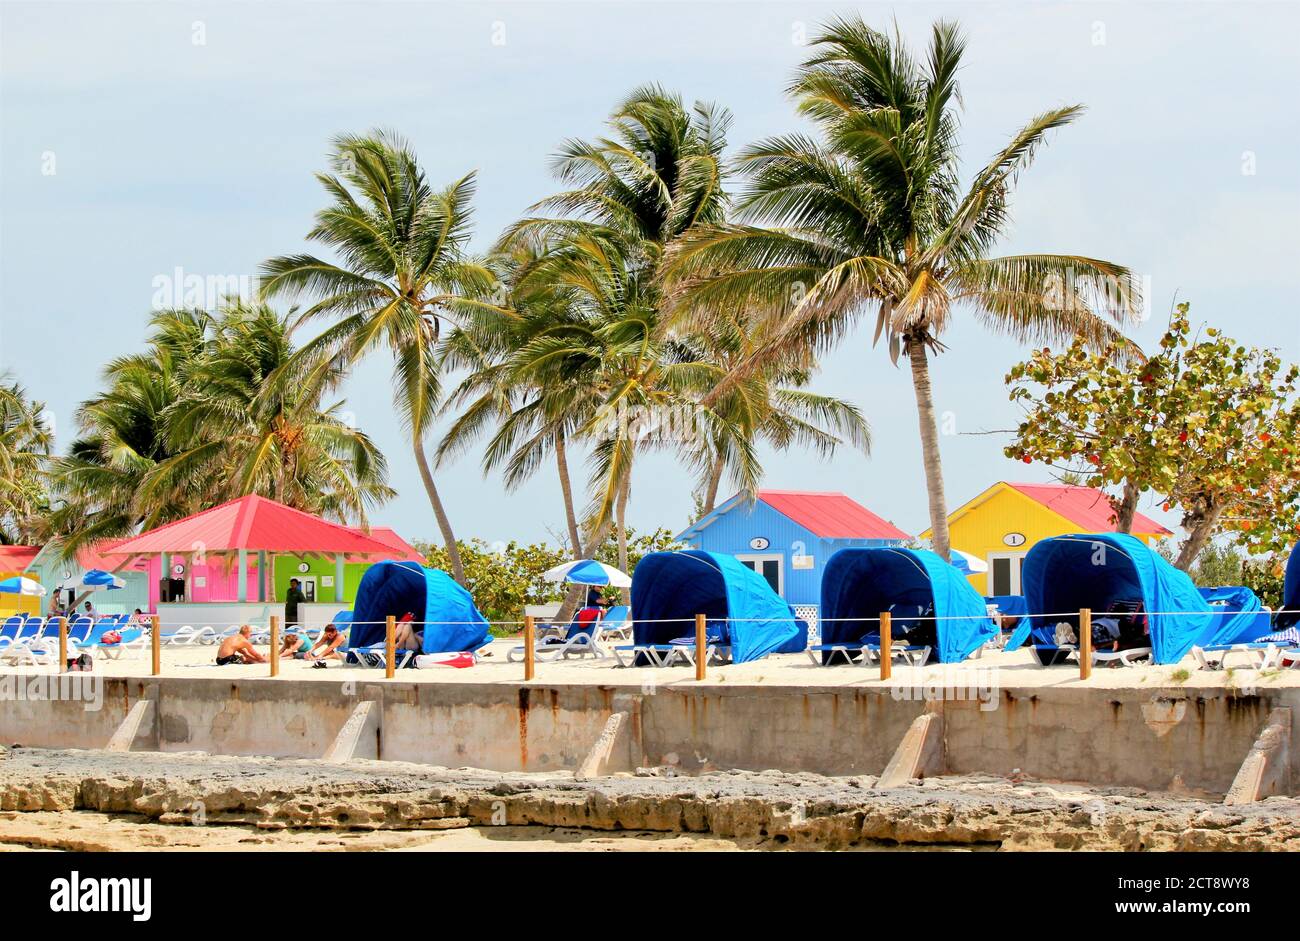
[523,615,536,681]
[151,615,160,676]
[57,616,67,673]
[879,611,892,681]
[695,613,707,681]
[270,615,281,678]
[1079,608,1092,680]
[385,615,396,679]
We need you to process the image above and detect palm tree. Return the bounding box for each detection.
[664,17,1142,557]
[49,309,210,557]
[49,305,393,559]
[260,130,502,584]
[687,305,871,515]
[497,87,737,577]
[438,244,597,560]
[140,301,394,522]
[0,379,53,544]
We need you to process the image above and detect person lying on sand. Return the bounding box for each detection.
[215,626,266,665]
[303,623,346,667]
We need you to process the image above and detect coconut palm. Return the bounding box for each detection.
[438,244,598,560]
[50,305,392,559]
[497,87,737,579]
[260,130,502,584]
[664,17,1142,557]
[688,305,872,514]
[0,379,53,544]
[140,301,394,522]
[49,310,210,557]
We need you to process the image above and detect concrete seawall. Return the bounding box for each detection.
[0,673,1293,797]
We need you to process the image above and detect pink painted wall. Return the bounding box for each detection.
[148,554,262,607]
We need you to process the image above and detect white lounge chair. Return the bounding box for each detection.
[599,605,633,641]
[1092,646,1153,667]
[1191,643,1281,671]
[507,619,607,662]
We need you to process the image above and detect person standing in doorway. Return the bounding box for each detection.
[285,577,305,628]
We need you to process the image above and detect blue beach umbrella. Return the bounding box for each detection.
[542,558,632,588]
[76,569,125,591]
[948,549,989,576]
[0,576,46,596]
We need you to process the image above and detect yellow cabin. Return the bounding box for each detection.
[922,482,1172,596]
[0,546,43,618]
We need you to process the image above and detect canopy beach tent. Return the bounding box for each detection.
[630,550,800,663]
[349,560,490,655]
[819,547,996,663]
[1194,585,1272,647]
[1276,544,1300,630]
[1019,533,1213,664]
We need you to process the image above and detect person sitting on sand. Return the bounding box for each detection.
[279,631,312,659]
[215,625,266,665]
[303,622,346,667]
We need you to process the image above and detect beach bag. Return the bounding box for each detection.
[102,630,122,645]
[67,653,93,672]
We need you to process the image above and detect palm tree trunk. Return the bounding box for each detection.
[413,438,466,585]
[615,471,631,606]
[553,517,614,624]
[701,453,725,515]
[907,340,951,560]
[555,430,583,559]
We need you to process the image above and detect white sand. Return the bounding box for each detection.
[12,632,1296,692]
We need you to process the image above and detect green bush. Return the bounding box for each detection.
[414,527,682,629]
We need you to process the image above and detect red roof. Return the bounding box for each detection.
[0,546,41,572]
[104,495,400,556]
[757,490,912,540]
[345,527,424,564]
[1007,483,1172,535]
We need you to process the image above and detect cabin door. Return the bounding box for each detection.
[988,552,1027,595]
[736,554,783,596]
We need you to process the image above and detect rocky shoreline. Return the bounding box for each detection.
[1,748,1298,851]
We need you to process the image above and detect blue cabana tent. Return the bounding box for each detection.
[630,550,799,663]
[1021,533,1212,664]
[1276,545,1300,630]
[349,560,489,655]
[820,548,997,663]
[1195,586,1271,646]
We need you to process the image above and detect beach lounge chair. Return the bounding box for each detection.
[159,624,220,646]
[0,615,25,653]
[1091,646,1152,667]
[82,617,145,660]
[600,605,633,641]
[0,616,56,665]
[612,643,680,667]
[346,643,415,669]
[507,617,607,662]
[806,641,877,666]
[1191,643,1282,671]
[667,621,731,666]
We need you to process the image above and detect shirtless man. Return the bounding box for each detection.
[215,625,266,665]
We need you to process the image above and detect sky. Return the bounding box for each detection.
[2,0,1298,551]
